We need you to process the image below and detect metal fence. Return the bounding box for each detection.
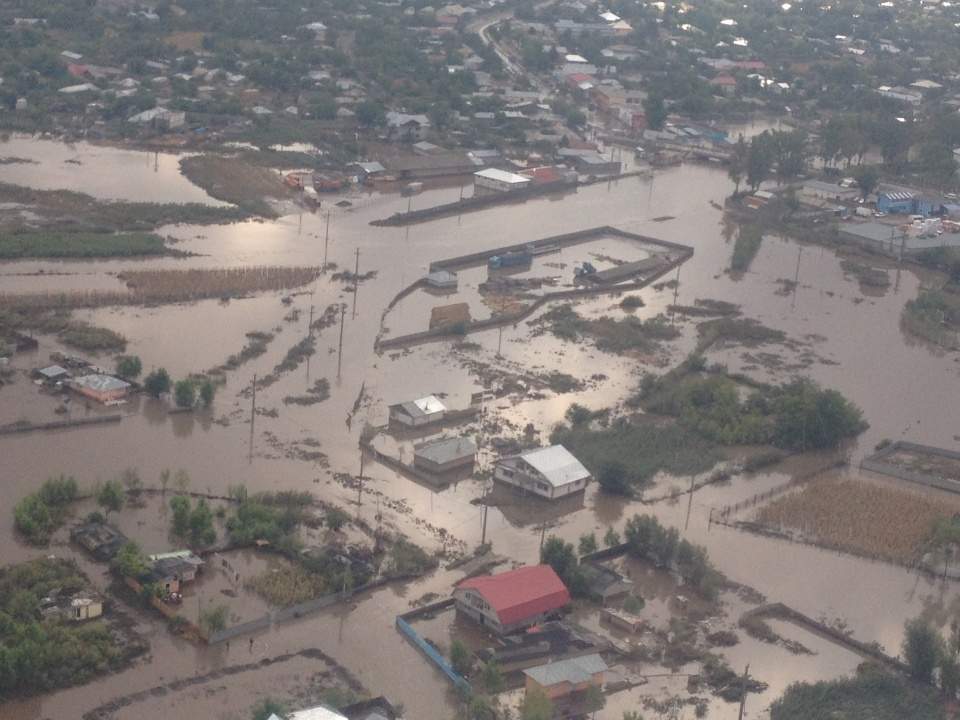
[395,616,470,693]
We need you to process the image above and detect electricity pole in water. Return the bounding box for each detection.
[352,248,360,319]
[323,211,331,271]
[248,373,257,464]
[337,304,346,379]
[738,664,750,720]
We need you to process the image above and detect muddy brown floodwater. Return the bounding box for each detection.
[2,137,959,720]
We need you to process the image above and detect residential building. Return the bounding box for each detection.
[385,111,431,141]
[69,374,131,404]
[71,521,128,560]
[39,591,104,623]
[474,168,533,196]
[523,653,607,703]
[148,550,205,585]
[495,445,591,500]
[271,706,346,720]
[350,161,387,182]
[413,436,476,473]
[580,562,632,603]
[454,564,571,634]
[389,395,447,427]
[35,365,70,383]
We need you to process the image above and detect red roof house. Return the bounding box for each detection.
[454,565,570,634]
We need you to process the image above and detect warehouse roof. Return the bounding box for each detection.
[516,445,591,488]
[414,436,476,464]
[474,168,531,185]
[524,653,608,687]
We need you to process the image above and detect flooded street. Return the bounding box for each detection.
[2,139,959,720]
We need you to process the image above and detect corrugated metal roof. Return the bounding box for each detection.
[72,374,130,392]
[413,395,446,415]
[518,445,590,488]
[474,168,531,184]
[523,653,608,686]
[415,436,476,464]
[457,565,570,625]
[286,707,348,720]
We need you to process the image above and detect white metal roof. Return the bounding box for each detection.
[72,374,130,392]
[413,394,447,414]
[474,168,531,185]
[564,53,589,63]
[286,706,349,720]
[519,445,590,487]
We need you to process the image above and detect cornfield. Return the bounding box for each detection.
[0,266,320,309]
[755,476,960,564]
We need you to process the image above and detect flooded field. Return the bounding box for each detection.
[2,140,959,720]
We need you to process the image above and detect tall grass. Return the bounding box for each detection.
[0,232,168,259]
[730,225,763,272]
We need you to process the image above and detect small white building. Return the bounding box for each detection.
[474,168,532,196]
[389,395,447,427]
[425,269,458,289]
[494,445,591,500]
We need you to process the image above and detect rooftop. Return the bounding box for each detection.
[515,445,591,488]
[71,374,131,393]
[474,168,532,185]
[414,436,476,464]
[524,653,608,687]
[458,565,570,625]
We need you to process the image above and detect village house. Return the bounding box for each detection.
[413,436,476,474]
[71,521,128,561]
[385,111,431,141]
[454,564,571,635]
[69,374,131,404]
[34,364,70,384]
[494,445,591,500]
[424,269,458,290]
[389,395,447,427]
[148,550,205,586]
[38,591,104,623]
[523,653,608,709]
[800,180,860,204]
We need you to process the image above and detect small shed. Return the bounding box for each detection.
[425,270,458,290]
[429,302,471,330]
[36,365,70,382]
[414,436,477,473]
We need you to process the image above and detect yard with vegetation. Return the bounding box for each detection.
[0,559,139,699]
[771,664,945,720]
[536,304,680,355]
[0,231,169,259]
[754,476,960,564]
[902,288,960,349]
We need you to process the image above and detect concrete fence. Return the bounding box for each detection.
[0,413,122,436]
[861,441,960,495]
[208,613,272,645]
[395,602,470,693]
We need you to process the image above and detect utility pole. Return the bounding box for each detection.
[323,211,331,271]
[308,304,315,337]
[352,248,360,319]
[497,325,504,357]
[481,502,489,545]
[337,305,346,379]
[737,664,750,720]
[248,374,257,464]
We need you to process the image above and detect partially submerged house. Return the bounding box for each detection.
[473,167,533,196]
[38,591,104,623]
[35,364,70,383]
[523,653,607,704]
[580,562,632,604]
[413,436,476,474]
[425,269,458,290]
[148,550,205,583]
[389,395,448,427]
[69,374,131,404]
[494,445,592,500]
[454,564,570,635]
[71,521,128,560]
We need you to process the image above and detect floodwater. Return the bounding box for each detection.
[0,134,228,205]
[2,142,960,720]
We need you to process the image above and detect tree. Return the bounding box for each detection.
[604,527,621,547]
[121,468,144,506]
[252,699,287,720]
[773,380,866,451]
[189,498,216,546]
[326,507,349,532]
[113,541,148,578]
[746,133,774,191]
[174,379,196,409]
[853,165,880,199]
[728,135,747,194]
[597,460,631,495]
[942,655,960,698]
[96,479,124,518]
[521,687,553,720]
[643,94,667,131]
[115,355,142,379]
[144,368,171,398]
[579,533,598,556]
[170,495,191,537]
[199,379,216,408]
[584,684,605,719]
[480,661,505,694]
[356,100,385,127]
[450,639,473,676]
[541,536,578,582]
[772,129,808,183]
[903,618,943,683]
[565,403,592,426]
[200,604,229,635]
[820,118,842,169]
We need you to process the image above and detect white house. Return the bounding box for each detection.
[473,168,532,196]
[494,445,591,499]
[389,395,447,427]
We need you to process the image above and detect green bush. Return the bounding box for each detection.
[13,476,80,545]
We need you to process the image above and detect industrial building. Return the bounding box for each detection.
[473,168,532,196]
[389,395,448,427]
